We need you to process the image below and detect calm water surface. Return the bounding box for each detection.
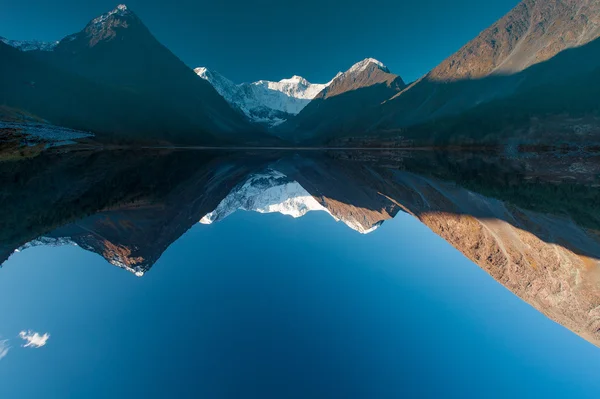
[1,149,600,398]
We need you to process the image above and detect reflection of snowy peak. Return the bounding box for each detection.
[200,169,327,223]
[17,236,79,251]
[200,169,380,234]
[194,68,334,127]
[16,235,146,277]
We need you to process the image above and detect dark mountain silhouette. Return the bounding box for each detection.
[2,5,267,144]
[0,40,181,141]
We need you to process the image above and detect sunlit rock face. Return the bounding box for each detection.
[429,0,600,81]
[380,170,600,346]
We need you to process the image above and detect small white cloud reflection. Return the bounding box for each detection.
[18,330,50,348]
[0,339,10,360]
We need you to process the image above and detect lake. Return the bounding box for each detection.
[1,148,600,398]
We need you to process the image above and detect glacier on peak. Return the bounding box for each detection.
[199,169,381,234]
[346,58,389,75]
[195,67,334,127]
[278,75,309,85]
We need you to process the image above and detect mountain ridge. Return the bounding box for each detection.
[276,58,406,141]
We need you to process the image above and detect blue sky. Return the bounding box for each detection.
[1,210,600,398]
[0,0,519,83]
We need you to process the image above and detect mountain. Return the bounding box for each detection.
[0,37,58,52]
[277,58,406,142]
[364,0,600,142]
[429,0,600,81]
[2,4,265,144]
[0,40,173,139]
[195,67,333,128]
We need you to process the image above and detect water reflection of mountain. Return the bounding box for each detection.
[2,149,600,345]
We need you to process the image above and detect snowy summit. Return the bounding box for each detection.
[195,67,337,127]
[90,4,132,27]
[345,58,389,75]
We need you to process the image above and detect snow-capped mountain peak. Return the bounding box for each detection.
[195,67,336,127]
[91,4,132,26]
[0,36,59,52]
[346,58,389,74]
[279,75,309,85]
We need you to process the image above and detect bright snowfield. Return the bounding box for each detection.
[200,169,380,234]
[195,67,337,127]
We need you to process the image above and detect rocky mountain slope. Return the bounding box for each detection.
[195,67,334,128]
[429,0,600,81]
[278,58,406,141]
[364,0,600,142]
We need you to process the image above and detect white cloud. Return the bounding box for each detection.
[18,330,50,348]
[0,339,9,360]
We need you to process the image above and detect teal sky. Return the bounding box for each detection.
[0,0,520,83]
[1,210,600,398]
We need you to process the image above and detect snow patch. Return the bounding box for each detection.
[346,58,388,75]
